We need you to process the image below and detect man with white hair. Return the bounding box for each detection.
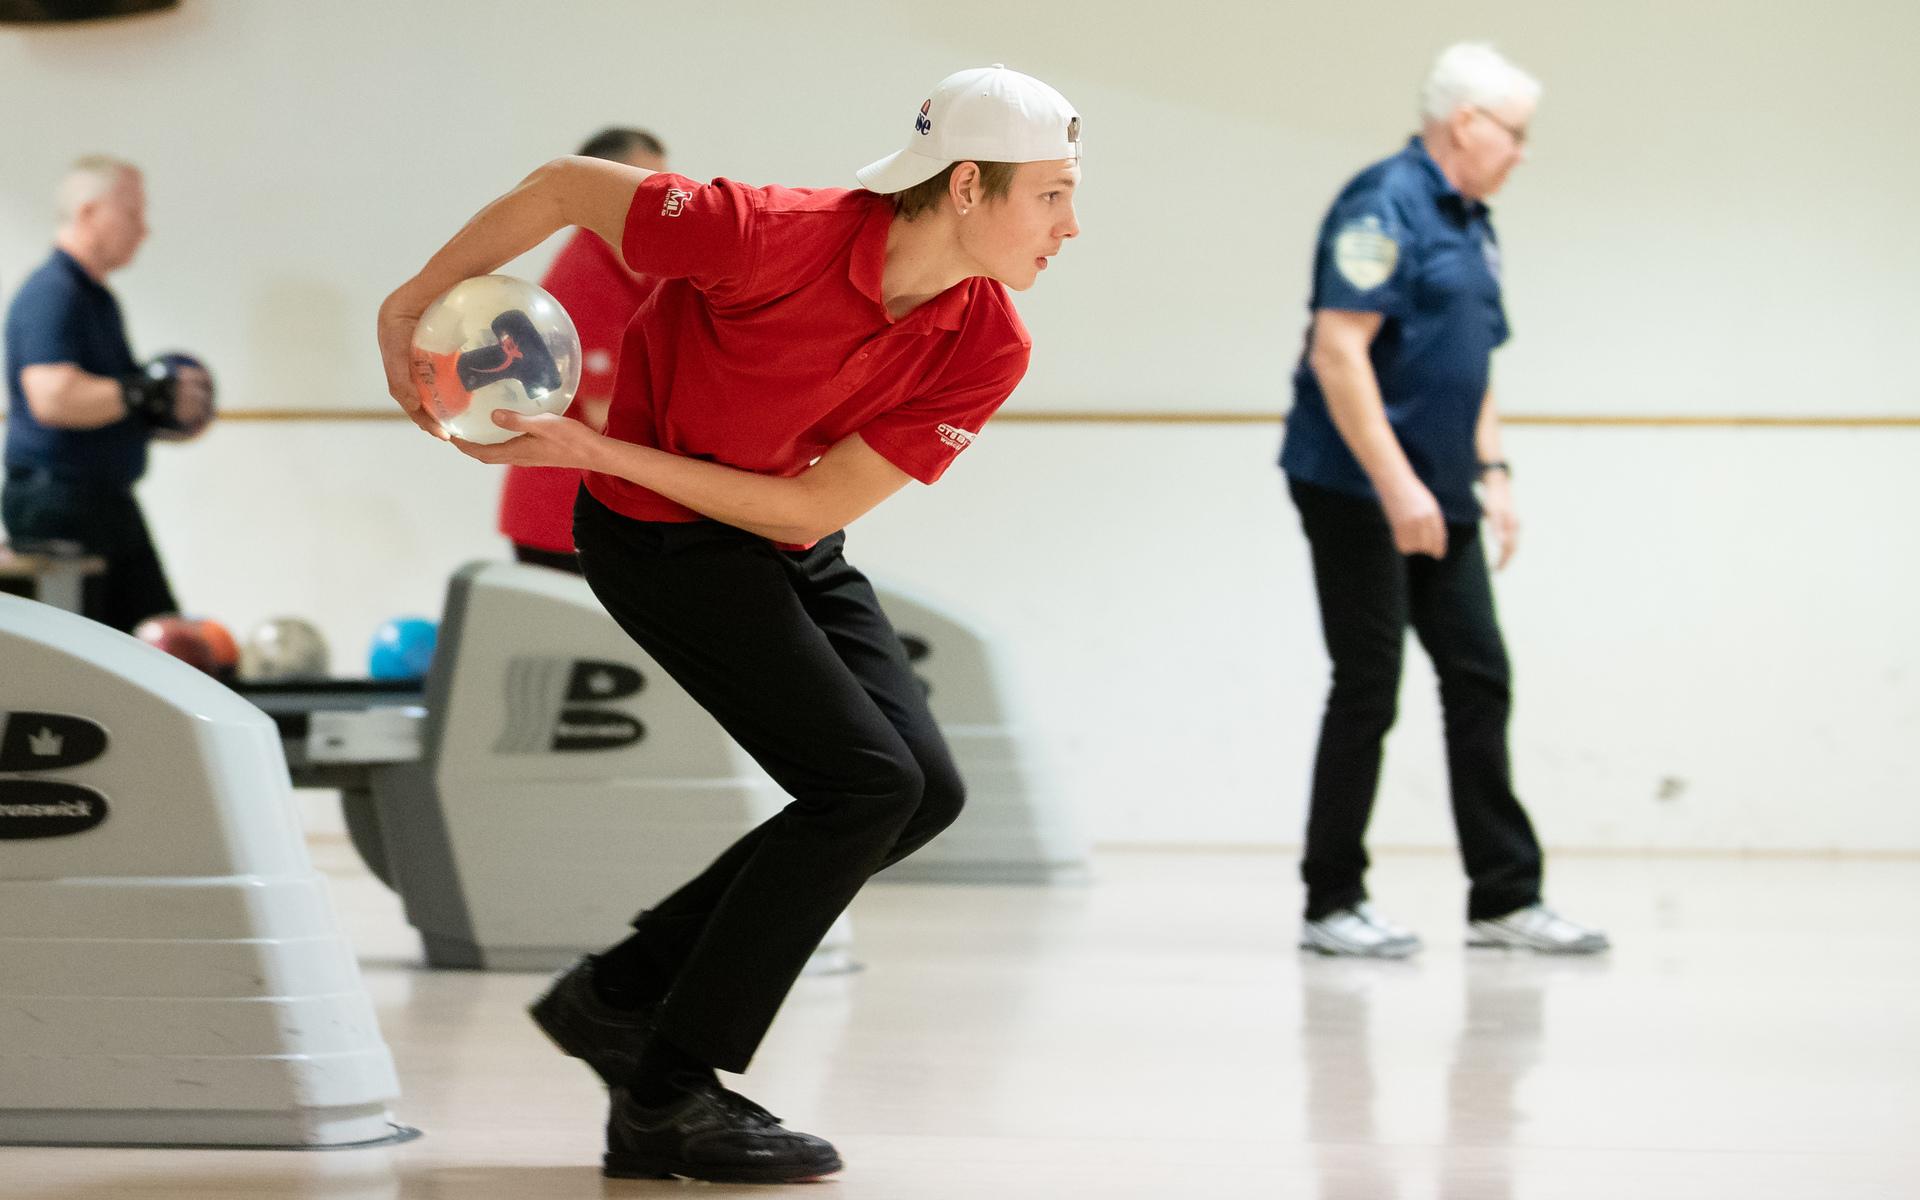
[1280,44,1607,957]
[3,157,213,632]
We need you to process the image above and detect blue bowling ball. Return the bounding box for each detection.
[368,616,437,680]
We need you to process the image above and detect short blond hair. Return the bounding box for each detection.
[56,156,138,223]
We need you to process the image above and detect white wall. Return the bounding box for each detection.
[3,3,1916,851]
[5,2,1917,417]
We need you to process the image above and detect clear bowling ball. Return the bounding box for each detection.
[240,617,330,681]
[409,274,581,445]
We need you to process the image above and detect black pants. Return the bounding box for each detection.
[2,470,177,634]
[572,488,964,1072]
[512,543,584,574]
[1289,479,1541,922]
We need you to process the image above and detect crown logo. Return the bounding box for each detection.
[29,727,64,757]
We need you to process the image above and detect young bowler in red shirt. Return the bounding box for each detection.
[377,66,1081,1183]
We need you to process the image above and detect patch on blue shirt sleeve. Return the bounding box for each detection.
[1332,215,1400,291]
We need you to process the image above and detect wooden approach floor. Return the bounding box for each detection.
[5,842,1916,1199]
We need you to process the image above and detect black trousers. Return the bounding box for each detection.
[1289,479,1542,922]
[2,469,177,634]
[571,488,964,1072]
[511,542,584,574]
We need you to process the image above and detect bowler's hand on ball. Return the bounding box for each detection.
[171,366,215,433]
[376,297,447,439]
[452,410,604,470]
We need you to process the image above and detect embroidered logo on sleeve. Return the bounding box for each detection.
[662,188,693,217]
[1332,215,1399,290]
[936,423,976,451]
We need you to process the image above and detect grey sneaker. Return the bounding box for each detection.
[1468,904,1610,954]
[1301,902,1423,958]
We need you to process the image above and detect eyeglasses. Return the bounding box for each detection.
[1472,106,1529,147]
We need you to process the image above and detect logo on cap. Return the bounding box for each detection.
[915,99,932,136]
[1067,117,1080,144]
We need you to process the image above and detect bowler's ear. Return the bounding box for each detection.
[949,162,982,211]
[1444,104,1477,145]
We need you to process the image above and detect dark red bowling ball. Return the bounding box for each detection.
[134,615,218,675]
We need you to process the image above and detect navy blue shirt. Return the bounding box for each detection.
[4,248,148,487]
[1279,137,1509,523]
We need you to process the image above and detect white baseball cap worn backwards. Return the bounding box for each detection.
[856,64,1081,194]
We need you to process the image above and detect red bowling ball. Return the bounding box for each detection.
[133,615,218,675]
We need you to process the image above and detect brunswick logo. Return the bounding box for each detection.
[0,779,110,839]
[0,712,108,772]
[935,423,976,451]
[494,657,646,755]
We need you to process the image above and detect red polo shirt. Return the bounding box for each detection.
[583,173,1031,528]
[497,227,655,552]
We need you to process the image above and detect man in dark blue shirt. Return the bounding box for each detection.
[1280,45,1606,957]
[3,157,213,632]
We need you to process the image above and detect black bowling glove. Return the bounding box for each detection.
[119,361,184,430]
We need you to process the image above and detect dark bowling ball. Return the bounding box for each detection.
[150,351,216,435]
[134,615,218,675]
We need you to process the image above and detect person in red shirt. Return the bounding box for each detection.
[377,66,1081,1183]
[498,127,666,571]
